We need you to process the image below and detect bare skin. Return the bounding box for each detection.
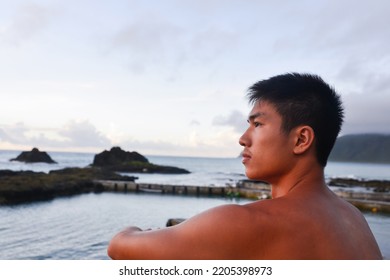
[107,101,382,260]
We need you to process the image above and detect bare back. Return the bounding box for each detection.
[237,186,382,259]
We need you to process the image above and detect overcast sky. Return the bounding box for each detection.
[0,0,389,157]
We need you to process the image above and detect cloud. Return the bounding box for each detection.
[0,3,52,46]
[59,120,111,147]
[111,21,180,54]
[0,120,112,150]
[340,72,390,135]
[189,120,200,126]
[269,0,390,58]
[0,122,29,144]
[188,27,238,63]
[114,126,242,158]
[311,1,390,55]
[105,9,238,78]
[108,18,183,72]
[212,110,247,134]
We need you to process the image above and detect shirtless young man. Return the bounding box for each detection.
[107,73,382,260]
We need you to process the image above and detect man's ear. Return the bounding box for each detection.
[292,126,315,155]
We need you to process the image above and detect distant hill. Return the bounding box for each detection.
[329,134,390,163]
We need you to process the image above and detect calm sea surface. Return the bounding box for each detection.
[0,150,389,259]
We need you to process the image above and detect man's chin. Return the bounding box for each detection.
[245,172,260,180]
[245,172,268,183]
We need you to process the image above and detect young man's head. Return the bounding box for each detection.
[246,73,344,167]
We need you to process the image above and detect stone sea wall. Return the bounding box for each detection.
[99,179,390,213]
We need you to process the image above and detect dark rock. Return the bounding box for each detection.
[10,148,57,164]
[49,167,138,181]
[91,147,190,174]
[0,167,137,205]
[0,170,40,177]
[92,146,148,166]
[166,218,186,227]
[328,177,390,191]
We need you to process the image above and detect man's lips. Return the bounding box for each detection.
[241,152,251,164]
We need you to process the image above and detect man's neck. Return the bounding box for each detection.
[270,164,326,198]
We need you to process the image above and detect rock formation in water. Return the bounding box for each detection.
[10,148,57,164]
[166,218,186,227]
[91,147,190,174]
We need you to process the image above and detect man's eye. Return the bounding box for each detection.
[254,122,262,127]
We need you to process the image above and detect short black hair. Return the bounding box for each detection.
[247,73,344,166]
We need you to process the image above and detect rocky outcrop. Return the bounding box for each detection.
[10,148,57,164]
[328,178,390,193]
[93,146,149,166]
[166,218,186,227]
[91,147,190,174]
[0,167,137,205]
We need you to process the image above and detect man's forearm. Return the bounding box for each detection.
[107,226,143,259]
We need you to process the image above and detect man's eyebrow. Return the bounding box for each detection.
[247,112,265,122]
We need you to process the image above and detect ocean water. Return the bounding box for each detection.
[0,193,249,259]
[0,150,389,259]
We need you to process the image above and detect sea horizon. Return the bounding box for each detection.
[1,149,390,184]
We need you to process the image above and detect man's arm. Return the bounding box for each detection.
[107,204,255,259]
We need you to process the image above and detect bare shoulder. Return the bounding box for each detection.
[178,203,261,239]
[182,201,278,233]
[186,203,255,224]
[108,202,273,260]
[177,202,276,259]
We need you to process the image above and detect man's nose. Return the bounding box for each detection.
[239,130,249,147]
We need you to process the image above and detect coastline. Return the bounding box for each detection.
[2,166,388,213]
[0,168,390,213]
[1,150,390,212]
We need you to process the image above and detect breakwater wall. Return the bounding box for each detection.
[97,180,271,200]
[97,180,390,213]
[332,189,390,213]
